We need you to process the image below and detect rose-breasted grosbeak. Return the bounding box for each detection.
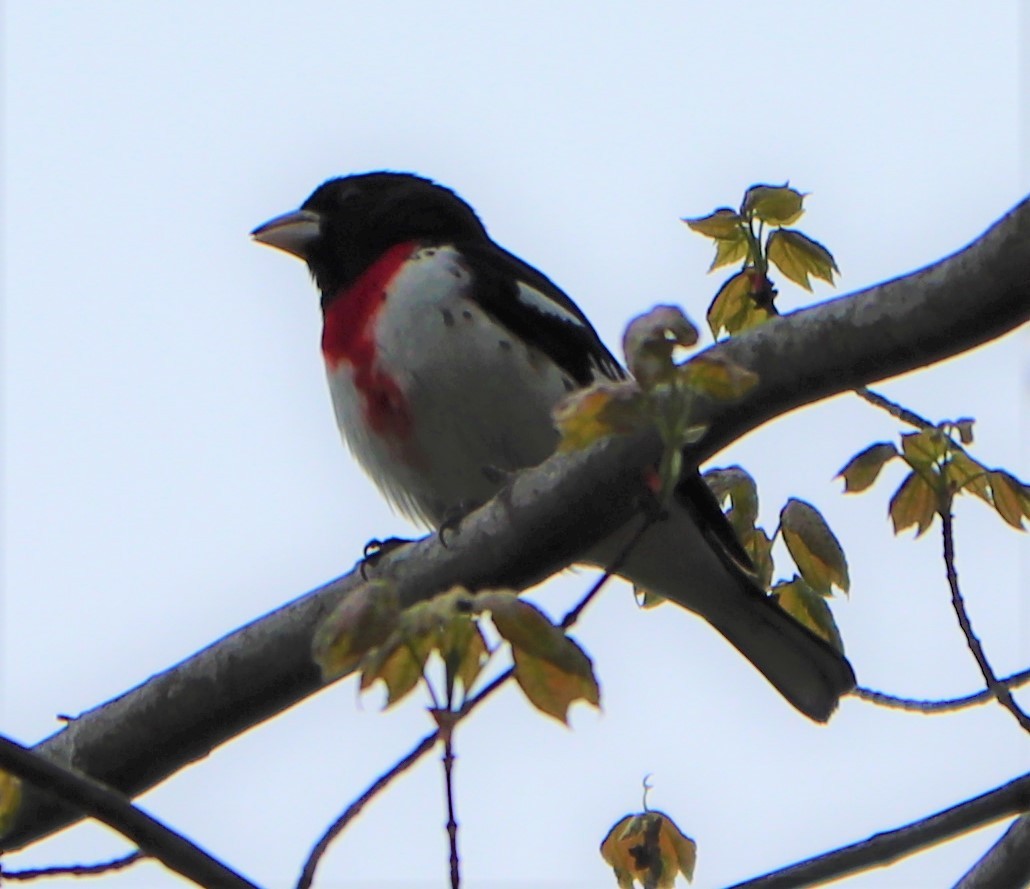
[252,172,855,721]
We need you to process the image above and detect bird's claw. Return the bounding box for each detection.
[437,503,477,548]
[360,536,411,579]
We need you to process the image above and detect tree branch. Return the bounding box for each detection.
[953,813,1030,889]
[854,667,1030,713]
[296,549,613,887]
[295,730,438,889]
[1,851,143,881]
[0,735,259,889]
[4,197,1027,852]
[940,510,1030,731]
[725,772,1030,889]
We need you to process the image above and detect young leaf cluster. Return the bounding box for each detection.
[684,184,839,337]
[313,584,599,724]
[705,468,849,651]
[600,810,697,888]
[555,305,757,504]
[838,419,1030,535]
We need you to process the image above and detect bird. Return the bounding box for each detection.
[251,171,855,721]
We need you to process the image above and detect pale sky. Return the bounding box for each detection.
[3,3,1028,888]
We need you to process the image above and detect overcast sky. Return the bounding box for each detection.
[3,3,1028,888]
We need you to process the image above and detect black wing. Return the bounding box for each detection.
[676,471,755,571]
[457,240,624,386]
[461,238,751,575]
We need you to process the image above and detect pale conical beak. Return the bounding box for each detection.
[250,209,322,259]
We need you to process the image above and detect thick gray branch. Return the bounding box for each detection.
[0,735,259,889]
[953,813,1030,889]
[725,772,1030,889]
[4,198,1027,852]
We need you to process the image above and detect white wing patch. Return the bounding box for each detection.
[515,281,587,328]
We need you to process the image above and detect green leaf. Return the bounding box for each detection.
[889,471,938,536]
[780,498,850,595]
[773,577,845,653]
[333,587,492,707]
[478,592,600,723]
[678,354,759,401]
[359,626,435,706]
[953,418,975,445]
[482,593,574,662]
[704,466,759,536]
[707,271,750,337]
[901,429,948,469]
[682,204,753,270]
[622,305,699,388]
[511,647,600,724]
[837,442,898,493]
[743,527,775,591]
[741,183,806,226]
[989,470,1030,530]
[438,612,491,694]
[706,270,775,338]
[0,770,22,838]
[944,450,990,502]
[766,229,838,291]
[709,234,751,271]
[683,207,743,239]
[600,811,697,889]
[312,580,401,681]
[553,382,645,452]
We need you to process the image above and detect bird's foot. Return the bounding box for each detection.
[437,501,480,548]
[360,536,412,579]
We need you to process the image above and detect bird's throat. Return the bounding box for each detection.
[321,241,417,440]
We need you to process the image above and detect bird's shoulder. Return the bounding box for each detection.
[449,239,624,386]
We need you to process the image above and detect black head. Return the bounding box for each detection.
[252,172,489,299]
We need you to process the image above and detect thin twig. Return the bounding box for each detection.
[296,666,519,887]
[562,510,655,630]
[854,668,1030,712]
[0,736,258,889]
[442,730,460,889]
[855,387,935,430]
[295,730,438,889]
[940,510,1030,732]
[297,509,655,887]
[726,772,1030,889]
[0,851,144,880]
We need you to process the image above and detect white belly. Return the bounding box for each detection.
[325,245,576,527]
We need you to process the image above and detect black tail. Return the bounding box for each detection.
[586,492,856,722]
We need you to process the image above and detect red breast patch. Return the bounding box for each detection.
[322,241,416,440]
